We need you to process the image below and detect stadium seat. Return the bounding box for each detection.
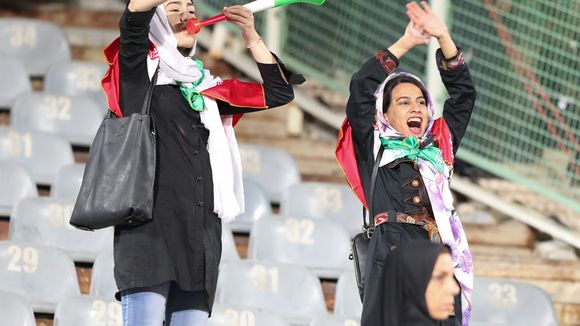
[216,260,328,325]
[0,57,31,109]
[51,163,85,200]
[310,316,360,326]
[280,182,363,237]
[334,271,362,318]
[229,179,272,232]
[0,290,36,326]
[90,251,117,299]
[0,240,80,313]
[470,277,559,326]
[11,93,102,146]
[0,161,37,217]
[248,216,351,278]
[238,144,301,203]
[222,223,240,262]
[54,295,122,326]
[0,127,75,185]
[0,18,71,76]
[208,304,289,326]
[44,61,108,108]
[9,197,113,262]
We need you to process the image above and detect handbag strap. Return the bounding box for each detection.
[363,146,384,232]
[105,68,160,119]
[141,67,160,116]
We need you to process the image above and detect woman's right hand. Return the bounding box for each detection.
[403,21,431,47]
[128,0,166,12]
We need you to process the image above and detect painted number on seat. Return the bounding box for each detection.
[49,203,75,230]
[6,245,38,273]
[44,96,72,121]
[489,283,518,308]
[314,187,343,213]
[250,265,279,294]
[224,309,256,326]
[9,24,37,48]
[286,218,315,245]
[240,150,261,174]
[91,300,122,326]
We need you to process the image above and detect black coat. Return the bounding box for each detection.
[346,49,476,326]
[113,8,301,310]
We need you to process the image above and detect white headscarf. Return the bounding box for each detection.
[145,5,245,223]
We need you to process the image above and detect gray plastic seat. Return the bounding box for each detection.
[9,197,113,262]
[51,163,85,200]
[334,271,362,318]
[0,18,71,76]
[239,144,301,203]
[0,240,81,313]
[0,57,31,109]
[44,61,108,108]
[90,251,117,299]
[0,161,38,217]
[0,127,75,185]
[310,316,361,326]
[222,223,240,262]
[471,277,559,326]
[216,260,328,325]
[280,182,363,237]
[0,290,36,326]
[208,304,290,326]
[230,179,272,233]
[11,93,102,146]
[248,216,351,278]
[54,295,122,326]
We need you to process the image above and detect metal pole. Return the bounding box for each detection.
[426,0,451,118]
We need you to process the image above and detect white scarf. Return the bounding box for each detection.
[373,72,474,325]
[146,5,244,223]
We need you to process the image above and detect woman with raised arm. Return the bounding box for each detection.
[103,0,303,325]
[337,2,476,325]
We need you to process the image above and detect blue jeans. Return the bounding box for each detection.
[121,281,209,326]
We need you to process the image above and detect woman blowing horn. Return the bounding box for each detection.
[103,0,304,325]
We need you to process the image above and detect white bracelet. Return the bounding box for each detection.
[246,37,262,49]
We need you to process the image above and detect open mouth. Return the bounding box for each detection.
[407,117,423,135]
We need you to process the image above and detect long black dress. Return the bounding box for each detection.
[113,8,302,310]
[346,49,476,325]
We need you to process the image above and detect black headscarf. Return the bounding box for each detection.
[380,241,448,326]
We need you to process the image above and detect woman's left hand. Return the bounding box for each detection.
[223,6,261,47]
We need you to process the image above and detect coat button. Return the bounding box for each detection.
[412,196,421,204]
[196,201,204,206]
[193,149,199,155]
[411,179,420,187]
[195,176,203,181]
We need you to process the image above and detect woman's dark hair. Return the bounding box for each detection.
[382,75,429,114]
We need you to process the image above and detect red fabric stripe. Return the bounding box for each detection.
[335,118,368,207]
[201,79,267,109]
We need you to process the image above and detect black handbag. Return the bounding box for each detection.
[70,69,159,231]
[350,146,384,300]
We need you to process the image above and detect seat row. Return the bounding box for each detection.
[1,149,363,235]
[0,241,559,326]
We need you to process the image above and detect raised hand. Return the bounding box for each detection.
[406,1,458,58]
[406,1,449,40]
[223,6,261,48]
[404,21,431,46]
